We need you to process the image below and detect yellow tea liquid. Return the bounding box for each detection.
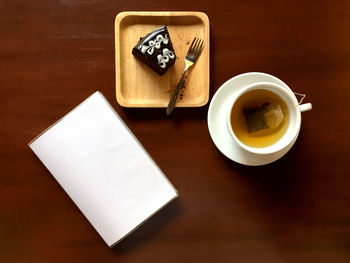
[230,89,289,148]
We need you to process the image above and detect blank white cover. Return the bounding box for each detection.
[29,92,178,247]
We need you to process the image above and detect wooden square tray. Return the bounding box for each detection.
[115,11,210,108]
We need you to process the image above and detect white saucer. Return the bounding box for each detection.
[207,72,298,166]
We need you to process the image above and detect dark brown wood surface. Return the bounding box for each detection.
[1,0,350,262]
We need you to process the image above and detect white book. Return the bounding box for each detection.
[29,92,178,247]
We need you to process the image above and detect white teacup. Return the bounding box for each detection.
[226,82,312,155]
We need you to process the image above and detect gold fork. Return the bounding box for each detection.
[166,37,204,115]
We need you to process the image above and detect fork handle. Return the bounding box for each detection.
[166,69,187,115]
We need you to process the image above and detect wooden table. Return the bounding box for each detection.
[1,0,350,262]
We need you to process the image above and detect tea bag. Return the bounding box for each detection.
[243,102,284,133]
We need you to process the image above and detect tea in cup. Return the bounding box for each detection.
[226,82,312,155]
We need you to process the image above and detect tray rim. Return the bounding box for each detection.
[115,11,210,108]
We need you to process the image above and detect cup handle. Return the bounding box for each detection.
[299,103,312,112]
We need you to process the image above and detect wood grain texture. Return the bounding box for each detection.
[115,11,209,107]
[1,0,350,262]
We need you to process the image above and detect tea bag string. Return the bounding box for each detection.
[294,92,306,104]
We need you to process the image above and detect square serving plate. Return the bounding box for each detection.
[115,11,210,107]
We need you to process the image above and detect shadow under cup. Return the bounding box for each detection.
[226,82,301,155]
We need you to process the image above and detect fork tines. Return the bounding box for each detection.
[186,37,204,62]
